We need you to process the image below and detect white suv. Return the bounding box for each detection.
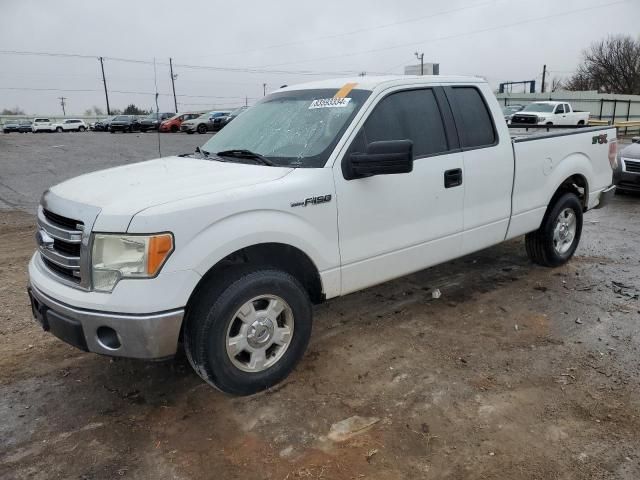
[60,119,88,132]
[32,118,63,133]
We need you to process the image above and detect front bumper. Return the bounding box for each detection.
[613,169,640,192]
[28,283,184,359]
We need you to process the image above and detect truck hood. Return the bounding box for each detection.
[50,156,293,230]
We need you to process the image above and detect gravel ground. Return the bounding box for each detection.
[0,132,639,479]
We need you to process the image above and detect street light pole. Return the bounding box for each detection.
[263,83,267,96]
[414,51,424,75]
[169,58,178,113]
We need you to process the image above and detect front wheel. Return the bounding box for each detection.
[525,192,583,267]
[79,126,86,132]
[184,269,312,395]
[197,124,208,134]
[56,127,63,132]
[170,125,179,133]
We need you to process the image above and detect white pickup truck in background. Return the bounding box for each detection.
[27,76,617,395]
[510,101,590,126]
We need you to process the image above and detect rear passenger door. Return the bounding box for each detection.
[334,87,465,295]
[443,85,514,254]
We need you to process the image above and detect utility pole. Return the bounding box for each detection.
[58,96,66,116]
[99,57,111,115]
[414,51,424,75]
[263,83,266,96]
[169,58,178,113]
[541,64,547,93]
[245,96,248,107]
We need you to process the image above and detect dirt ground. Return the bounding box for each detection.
[1,133,639,479]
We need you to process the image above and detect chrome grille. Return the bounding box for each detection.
[37,207,84,286]
[624,159,640,173]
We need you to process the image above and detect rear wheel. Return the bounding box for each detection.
[577,120,585,127]
[184,268,312,395]
[197,123,208,134]
[525,192,583,267]
[56,127,63,132]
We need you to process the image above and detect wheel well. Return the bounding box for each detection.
[553,174,588,210]
[190,243,324,307]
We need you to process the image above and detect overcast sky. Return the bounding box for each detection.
[1,0,638,115]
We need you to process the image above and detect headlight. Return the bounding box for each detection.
[91,233,174,292]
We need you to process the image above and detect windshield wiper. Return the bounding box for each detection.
[216,149,276,166]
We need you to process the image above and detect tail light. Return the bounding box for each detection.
[608,140,618,169]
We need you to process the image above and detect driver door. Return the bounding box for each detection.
[333,87,465,295]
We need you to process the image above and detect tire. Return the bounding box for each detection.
[197,123,208,134]
[79,126,86,132]
[110,129,115,134]
[186,130,194,135]
[525,192,583,267]
[140,128,147,133]
[545,122,553,126]
[184,268,312,396]
[170,125,179,133]
[577,120,585,127]
[3,130,8,134]
[56,127,63,132]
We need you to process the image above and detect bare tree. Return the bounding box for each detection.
[566,35,640,94]
[550,77,564,92]
[1,107,25,115]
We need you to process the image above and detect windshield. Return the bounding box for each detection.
[113,116,129,121]
[201,88,370,168]
[522,103,555,113]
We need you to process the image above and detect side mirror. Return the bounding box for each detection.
[344,140,413,180]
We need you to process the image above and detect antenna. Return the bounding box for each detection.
[152,57,162,158]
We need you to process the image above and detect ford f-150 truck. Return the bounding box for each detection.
[511,101,590,126]
[28,76,617,395]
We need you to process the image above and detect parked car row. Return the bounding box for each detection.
[2,118,88,133]
[87,108,248,134]
[3,108,249,135]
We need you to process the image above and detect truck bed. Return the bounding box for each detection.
[506,125,616,240]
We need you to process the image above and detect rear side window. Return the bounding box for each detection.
[447,87,496,149]
[360,89,449,158]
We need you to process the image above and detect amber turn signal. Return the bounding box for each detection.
[147,234,174,276]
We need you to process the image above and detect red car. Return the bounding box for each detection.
[159,112,202,133]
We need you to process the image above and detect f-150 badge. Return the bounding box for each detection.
[291,195,332,208]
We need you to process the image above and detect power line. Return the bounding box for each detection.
[254,0,631,69]
[0,49,380,77]
[181,0,495,61]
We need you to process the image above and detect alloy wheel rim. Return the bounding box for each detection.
[552,207,577,255]
[225,295,294,373]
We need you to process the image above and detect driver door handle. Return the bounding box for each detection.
[444,168,463,188]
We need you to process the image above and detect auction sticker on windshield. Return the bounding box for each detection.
[309,98,352,109]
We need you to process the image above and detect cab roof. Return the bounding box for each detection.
[276,75,487,93]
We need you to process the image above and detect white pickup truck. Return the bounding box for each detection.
[510,101,590,126]
[28,76,617,395]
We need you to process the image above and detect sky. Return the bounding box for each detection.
[0,0,638,115]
